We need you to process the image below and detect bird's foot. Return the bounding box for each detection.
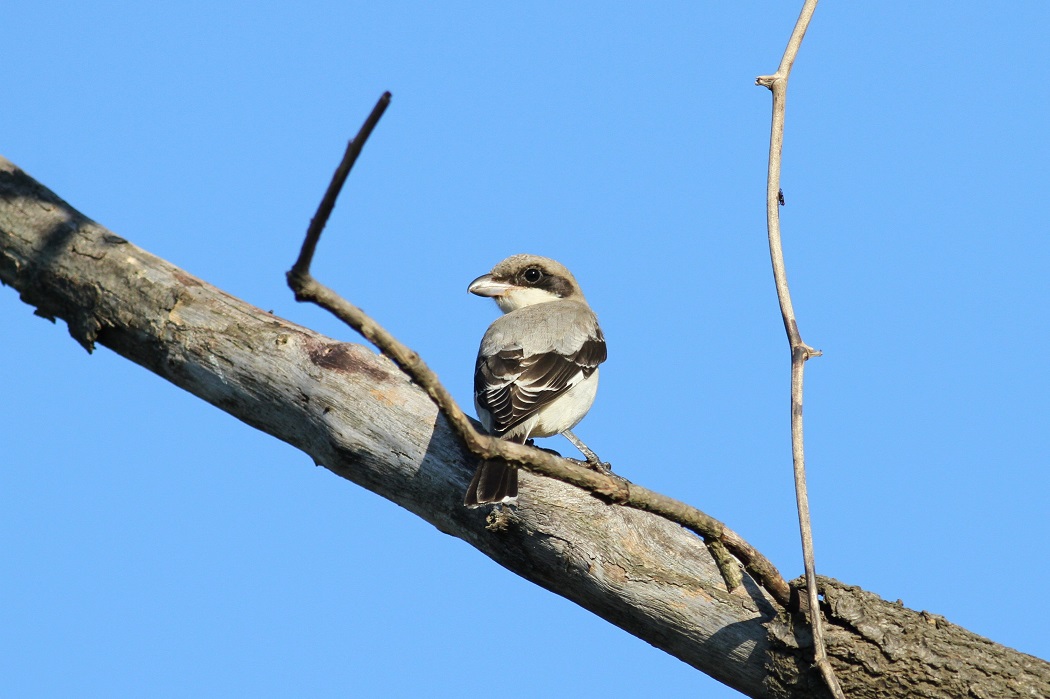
[566,456,614,475]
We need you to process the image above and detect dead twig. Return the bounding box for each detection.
[284,92,792,608]
[756,1,844,697]
[289,92,391,282]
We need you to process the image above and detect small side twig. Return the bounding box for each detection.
[756,2,844,698]
[284,93,792,609]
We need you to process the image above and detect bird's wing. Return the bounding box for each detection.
[475,329,606,437]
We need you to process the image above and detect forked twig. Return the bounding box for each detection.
[756,1,844,697]
[285,92,792,609]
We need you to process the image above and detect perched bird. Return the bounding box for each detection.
[464,254,607,507]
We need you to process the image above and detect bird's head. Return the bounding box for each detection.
[468,254,584,313]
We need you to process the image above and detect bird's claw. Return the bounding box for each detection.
[567,456,613,475]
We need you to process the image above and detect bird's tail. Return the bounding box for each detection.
[463,444,520,507]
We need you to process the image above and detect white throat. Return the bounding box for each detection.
[495,287,562,313]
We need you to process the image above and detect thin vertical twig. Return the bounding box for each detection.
[756,2,845,697]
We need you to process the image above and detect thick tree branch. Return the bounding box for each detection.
[3,157,1049,698]
[0,155,777,695]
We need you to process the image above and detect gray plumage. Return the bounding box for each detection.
[464,255,607,507]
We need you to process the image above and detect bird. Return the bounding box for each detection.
[463,254,608,507]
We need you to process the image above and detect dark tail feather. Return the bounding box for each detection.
[464,461,519,507]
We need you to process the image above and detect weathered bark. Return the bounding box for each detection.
[768,578,1050,698]
[2,156,1047,698]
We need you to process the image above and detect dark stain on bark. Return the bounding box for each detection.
[173,270,203,288]
[308,340,392,384]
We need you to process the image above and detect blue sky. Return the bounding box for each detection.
[3,3,1048,697]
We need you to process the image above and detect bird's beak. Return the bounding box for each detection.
[468,274,514,297]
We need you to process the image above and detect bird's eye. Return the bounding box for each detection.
[523,268,543,283]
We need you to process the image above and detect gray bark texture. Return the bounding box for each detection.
[2,156,1047,698]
